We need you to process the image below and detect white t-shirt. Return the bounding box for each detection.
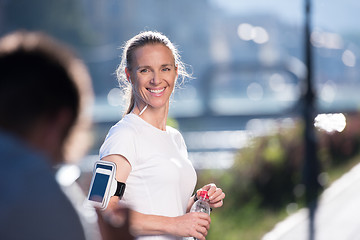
[99,114,197,240]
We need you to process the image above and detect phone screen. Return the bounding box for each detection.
[89,172,110,203]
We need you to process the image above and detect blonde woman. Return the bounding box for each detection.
[100,31,225,240]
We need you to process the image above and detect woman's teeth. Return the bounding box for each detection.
[149,88,165,93]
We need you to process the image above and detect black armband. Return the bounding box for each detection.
[114,181,126,198]
[193,194,198,202]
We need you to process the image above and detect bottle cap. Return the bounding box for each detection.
[198,190,209,200]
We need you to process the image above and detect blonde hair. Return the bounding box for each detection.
[116,31,192,114]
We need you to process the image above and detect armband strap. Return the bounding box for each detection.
[194,194,198,202]
[114,181,126,198]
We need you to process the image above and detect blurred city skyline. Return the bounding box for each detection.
[1,0,359,123]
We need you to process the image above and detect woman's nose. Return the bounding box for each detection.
[150,72,161,85]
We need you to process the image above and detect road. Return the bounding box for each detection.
[262,162,360,240]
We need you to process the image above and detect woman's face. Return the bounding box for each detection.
[127,43,178,111]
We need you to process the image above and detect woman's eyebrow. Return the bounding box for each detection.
[137,63,174,69]
[161,63,174,67]
[137,65,150,69]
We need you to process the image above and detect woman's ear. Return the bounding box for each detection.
[125,68,132,84]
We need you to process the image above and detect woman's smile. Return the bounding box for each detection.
[148,87,166,96]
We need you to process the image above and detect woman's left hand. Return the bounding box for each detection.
[197,183,225,209]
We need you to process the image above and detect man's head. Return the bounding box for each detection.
[0,31,93,164]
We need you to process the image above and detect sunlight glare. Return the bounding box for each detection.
[314,113,346,133]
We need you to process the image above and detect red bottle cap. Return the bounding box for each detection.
[198,190,209,200]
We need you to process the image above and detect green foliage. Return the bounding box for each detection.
[196,113,360,240]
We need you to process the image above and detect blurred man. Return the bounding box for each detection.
[0,31,92,239]
[0,30,134,240]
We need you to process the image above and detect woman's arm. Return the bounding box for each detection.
[130,210,210,239]
[101,155,211,239]
[101,154,131,183]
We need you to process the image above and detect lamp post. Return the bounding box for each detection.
[302,0,322,239]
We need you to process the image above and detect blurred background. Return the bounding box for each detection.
[1,0,360,239]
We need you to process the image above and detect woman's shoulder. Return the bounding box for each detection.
[166,125,180,134]
[167,125,186,143]
[166,125,182,136]
[106,115,139,138]
[99,115,139,158]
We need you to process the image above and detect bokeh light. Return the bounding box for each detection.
[342,49,356,67]
[314,113,346,133]
[237,23,269,44]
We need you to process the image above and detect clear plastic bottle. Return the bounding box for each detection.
[185,190,211,240]
[190,190,211,215]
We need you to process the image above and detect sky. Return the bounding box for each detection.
[210,0,360,34]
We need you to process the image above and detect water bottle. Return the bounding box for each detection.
[190,190,211,215]
[185,190,211,240]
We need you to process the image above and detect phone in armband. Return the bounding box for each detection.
[85,161,126,210]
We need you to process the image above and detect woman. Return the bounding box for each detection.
[100,31,225,240]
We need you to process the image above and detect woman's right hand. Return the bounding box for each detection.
[171,212,211,240]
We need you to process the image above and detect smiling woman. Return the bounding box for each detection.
[97,31,226,240]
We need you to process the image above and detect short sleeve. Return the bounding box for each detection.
[99,122,137,167]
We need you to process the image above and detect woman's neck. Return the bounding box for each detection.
[132,103,168,131]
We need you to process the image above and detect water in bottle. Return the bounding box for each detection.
[185,190,211,240]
